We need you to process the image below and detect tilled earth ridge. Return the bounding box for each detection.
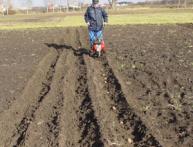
[105,24,193,147]
[86,56,161,147]
[0,25,193,147]
[0,29,73,113]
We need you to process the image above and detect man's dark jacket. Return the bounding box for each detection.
[84,5,108,31]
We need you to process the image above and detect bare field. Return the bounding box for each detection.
[1,8,193,30]
[0,24,193,147]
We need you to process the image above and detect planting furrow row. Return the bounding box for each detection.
[101,56,162,147]
[0,49,59,147]
[85,56,134,147]
[75,54,104,147]
[22,51,69,147]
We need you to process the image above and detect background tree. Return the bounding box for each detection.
[184,0,187,7]
[66,0,69,12]
[178,0,181,7]
[0,0,3,13]
[46,0,49,13]
[46,0,55,13]
[59,0,62,12]
[0,0,2,8]
[108,0,117,9]
[26,0,32,14]
[5,0,12,15]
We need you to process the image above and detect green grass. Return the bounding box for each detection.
[110,13,193,25]
[0,10,193,30]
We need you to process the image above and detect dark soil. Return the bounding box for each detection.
[0,24,193,147]
[105,24,193,147]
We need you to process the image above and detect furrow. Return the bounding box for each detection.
[76,55,104,147]
[0,49,59,147]
[75,28,104,146]
[85,56,134,147]
[58,51,80,147]
[22,51,69,147]
[101,56,162,147]
[11,50,61,147]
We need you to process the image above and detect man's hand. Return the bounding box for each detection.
[87,22,90,26]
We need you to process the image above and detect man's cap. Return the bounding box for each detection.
[92,0,99,4]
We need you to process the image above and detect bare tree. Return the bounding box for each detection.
[0,0,4,15]
[66,0,69,12]
[26,0,32,14]
[0,0,3,13]
[184,0,187,7]
[4,0,12,15]
[112,0,116,9]
[143,0,191,7]
[46,0,49,13]
[178,0,181,7]
[46,0,55,13]
[177,0,188,8]
[59,0,62,12]
[108,0,112,8]
[108,0,117,9]
[0,0,2,8]
[53,0,55,12]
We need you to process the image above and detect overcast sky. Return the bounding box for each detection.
[11,0,146,8]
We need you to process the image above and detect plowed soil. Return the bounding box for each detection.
[0,24,193,147]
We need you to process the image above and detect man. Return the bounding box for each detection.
[84,0,108,54]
